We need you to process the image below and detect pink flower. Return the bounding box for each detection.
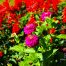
[41,11,52,21]
[25,35,39,47]
[24,23,36,34]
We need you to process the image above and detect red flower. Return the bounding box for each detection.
[49,28,56,34]
[24,0,38,12]
[62,15,66,24]
[0,51,3,58]
[50,37,53,43]
[52,0,60,11]
[43,0,51,11]
[13,0,22,11]
[14,0,22,7]
[60,29,66,34]
[63,7,66,15]
[10,13,17,20]
[12,23,20,34]
[3,0,10,10]
[62,7,66,23]
[27,16,38,28]
[0,5,6,17]
[36,0,44,9]
[27,16,36,24]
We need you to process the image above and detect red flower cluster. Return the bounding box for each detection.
[0,4,7,27]
[62,7,66,23]
[0,0,23,33]
[51,0,60,11]
[24,0,60,12]
[24,0,38,12]
[14,0,23,11]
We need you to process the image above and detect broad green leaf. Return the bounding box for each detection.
[10,45,24,52]
[24,48,35,53]
[19,61,30,66]
[7,63,12,66]
[33,61,40,66]
[19,61,23,66]
[56,34,66,39]
[36,53,43,61]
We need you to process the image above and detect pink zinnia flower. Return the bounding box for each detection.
[24,23,36,34]
[41,11,52,21]
[25,35,39,47]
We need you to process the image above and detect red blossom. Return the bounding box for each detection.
[36,0,44,9]
[12,22,20,34]
[0,51,3,58]
[52,0,60,11]
[14,0,22,11]
[27,16,38,27]
[27,16,36,24]
[50,37,53,43]
[60,29,66,34]
[3,0,10,10]
[43,0,51,11]
[60,30,65,34]
[49,28,56,34]
[24,0,38,12]
[62,7,66,23]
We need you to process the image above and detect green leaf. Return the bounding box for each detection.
[35,14,39,20]
[18,61,23,66]
[36,53,43,61]
[33,61,40,66]
[9,58,16,63]
[7,63,12,66]
[35,26,43,36]
[19,61,30,66]
[10,45,24,52]
[24,48,35,53]
[20,12,32,25]
[56,34,66,39]
[14,35,20,43]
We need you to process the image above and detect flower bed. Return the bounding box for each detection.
[0,0,66,66]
